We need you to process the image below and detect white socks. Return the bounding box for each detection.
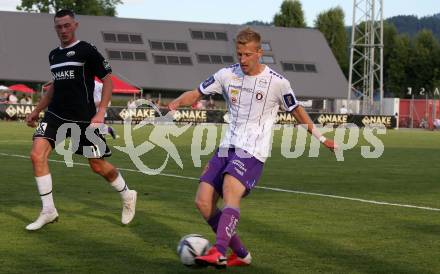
[111,173,130,200]
[35,174,55,213]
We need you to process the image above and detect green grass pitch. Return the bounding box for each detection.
[1,121,440,273]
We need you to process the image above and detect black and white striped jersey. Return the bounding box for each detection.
[47,40,112,122]
[199,64,299,162]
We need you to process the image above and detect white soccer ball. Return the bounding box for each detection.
[177,234,211,266]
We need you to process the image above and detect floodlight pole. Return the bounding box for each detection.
[347,0,384,114]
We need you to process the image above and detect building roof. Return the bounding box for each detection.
[0,11,348,99]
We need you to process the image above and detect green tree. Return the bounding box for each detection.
[407,30,440,95]
[385,34,410,97]
[273,0,306,28]
[382,23,398,94]
[314,7,348,75]
[17,0,122,16]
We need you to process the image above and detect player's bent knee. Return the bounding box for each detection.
[30,150,46,165]
[195,197,211,214]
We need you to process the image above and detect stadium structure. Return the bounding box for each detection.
[0,10,347,111]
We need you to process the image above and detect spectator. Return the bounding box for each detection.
[340,105,348,114]
[419,117,429,129]
[20,95,33,105]
[8,92,18,104]
[127,99,136,110]
[0,92,8,104]
[433,118,440,130]
[191,100,203,110]
[207,96,216,109]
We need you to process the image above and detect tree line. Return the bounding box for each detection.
[17,0,440,98]
[248,0,440,99]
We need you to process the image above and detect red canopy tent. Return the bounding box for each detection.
[95,74,141,94]
[8,84,36,94]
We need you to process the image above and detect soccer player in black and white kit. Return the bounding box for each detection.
[25,10,137,230]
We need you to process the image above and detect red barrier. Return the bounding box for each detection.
[399,99,439,128]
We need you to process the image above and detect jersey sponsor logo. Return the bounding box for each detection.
[66,51,75,57]
[242,87,254,93]
[52,70,75,80]
[229,84,242,90]
[229,85,252,93]
[257,78,269,88]
[202,75,215,89]
[255,91,264,101]
[283,94,296,108]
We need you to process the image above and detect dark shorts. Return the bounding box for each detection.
[33,112,111,158]
[200,147,264,197]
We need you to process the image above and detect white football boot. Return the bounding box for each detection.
[121,190,137,225]
[26,210,59,231]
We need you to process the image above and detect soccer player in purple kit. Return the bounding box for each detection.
[168,27,337,268]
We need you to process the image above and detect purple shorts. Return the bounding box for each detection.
[200,147,264,197]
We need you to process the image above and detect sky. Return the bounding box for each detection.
[0,0,439,26]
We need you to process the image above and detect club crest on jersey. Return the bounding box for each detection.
[230,89,240,104]
[66,51,75,57]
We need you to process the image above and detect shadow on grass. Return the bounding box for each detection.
[243,216,436,274]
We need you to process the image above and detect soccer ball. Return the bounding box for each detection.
[177,234,211,266]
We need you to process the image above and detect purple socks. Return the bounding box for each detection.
[207,207,248,257]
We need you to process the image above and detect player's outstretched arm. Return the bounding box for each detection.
[292,106,338,152]
[25,82,54,127]
[168,89,202,111]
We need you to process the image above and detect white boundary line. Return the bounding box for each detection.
[1,152,439,212]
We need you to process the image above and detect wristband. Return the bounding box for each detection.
[319,136,327,143]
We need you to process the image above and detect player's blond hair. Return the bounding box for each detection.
[236,27,261,49]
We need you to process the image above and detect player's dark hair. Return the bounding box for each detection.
[54,9,75,20]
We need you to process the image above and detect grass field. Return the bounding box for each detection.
[1,121,440,273]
